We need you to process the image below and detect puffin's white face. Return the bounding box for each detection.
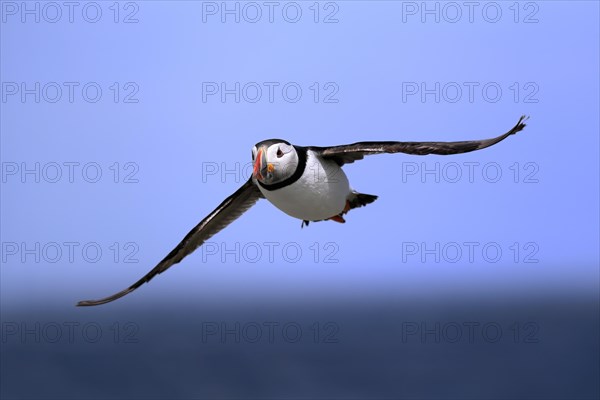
[252,141,298,185]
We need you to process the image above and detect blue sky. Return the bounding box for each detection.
[1,1,598,309]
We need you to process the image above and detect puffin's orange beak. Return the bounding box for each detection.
[253,148,266,180]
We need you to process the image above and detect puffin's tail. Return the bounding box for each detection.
[302,192,378,228]
[347,191,378,211]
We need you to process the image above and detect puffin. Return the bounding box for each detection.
[77,116,528,306]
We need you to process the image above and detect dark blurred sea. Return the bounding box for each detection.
[1,295,598,399]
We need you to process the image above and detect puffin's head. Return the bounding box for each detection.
[252,139,298,184]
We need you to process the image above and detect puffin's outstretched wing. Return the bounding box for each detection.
[77,178,263,306]
[310,116,528,166]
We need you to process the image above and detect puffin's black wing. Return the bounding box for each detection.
[310,116,528,166]
[77,178,263,306]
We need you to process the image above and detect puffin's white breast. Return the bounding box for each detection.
[258,150,350,221]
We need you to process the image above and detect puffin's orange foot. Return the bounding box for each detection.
[327,215,346,223]
[342,200,351,214]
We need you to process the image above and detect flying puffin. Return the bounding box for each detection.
[77,116,528,306]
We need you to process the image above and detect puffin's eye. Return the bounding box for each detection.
[276,148,283,158]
